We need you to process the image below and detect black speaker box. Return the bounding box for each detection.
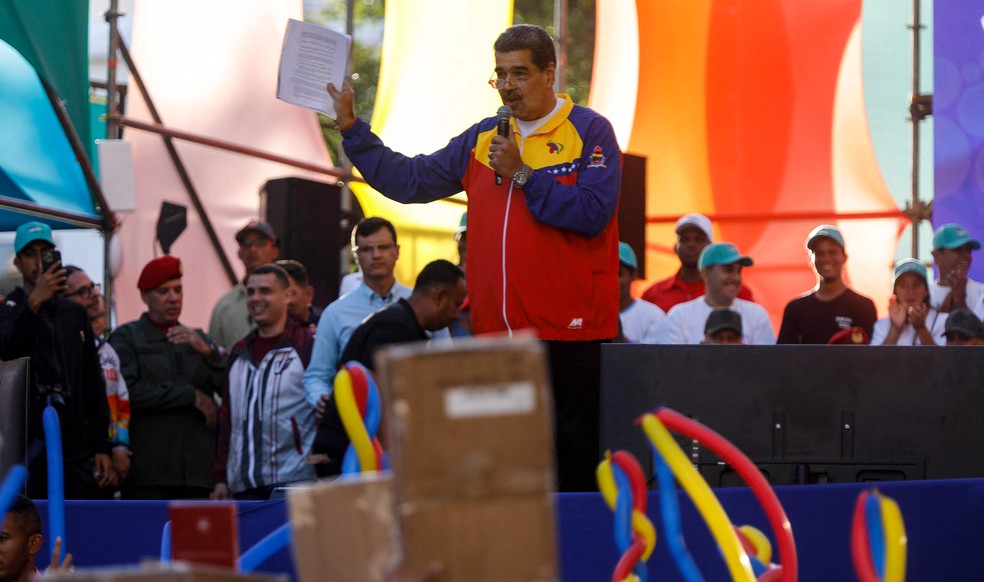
[260,177,360,308]
[618,153,647,278]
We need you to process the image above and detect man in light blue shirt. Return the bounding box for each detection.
[303,217,411,407]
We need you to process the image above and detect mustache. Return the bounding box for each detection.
[501,91,521,101]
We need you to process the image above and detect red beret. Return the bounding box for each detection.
[137,256,182,291]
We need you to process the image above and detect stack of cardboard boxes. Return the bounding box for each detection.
[289,336,559,581]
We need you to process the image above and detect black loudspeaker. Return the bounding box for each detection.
[618,153,647,278]
[260,177,361,308]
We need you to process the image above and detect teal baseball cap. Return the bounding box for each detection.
[806,224,845,251]
[933,223,981,251]
[698,242,753,269]
[892,258,928,286]
[618,242,638,270]
[455,211,467,241]
[14,221,55,254]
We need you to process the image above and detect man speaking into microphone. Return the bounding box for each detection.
[326,24,621,492]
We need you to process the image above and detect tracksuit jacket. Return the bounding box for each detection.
[341,93,622,341]
[213,320,317,494]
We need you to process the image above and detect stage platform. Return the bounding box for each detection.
[35,477,983,581]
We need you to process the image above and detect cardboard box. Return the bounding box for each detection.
[287,474,398,582]
[376,336,558,581]
[43,562,285,582]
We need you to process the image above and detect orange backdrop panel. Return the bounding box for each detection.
[594,0,905,329]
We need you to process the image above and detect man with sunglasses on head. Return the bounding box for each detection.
[302,217,411,410]
[208,219,281,352]
[325,25,621,491]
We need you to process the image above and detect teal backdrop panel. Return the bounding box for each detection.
[0,0,92,157]
[0,39,99,229]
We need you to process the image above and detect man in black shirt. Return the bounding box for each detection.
[777,224,877,344]
[0,221,112,499]
[312,259,467,477]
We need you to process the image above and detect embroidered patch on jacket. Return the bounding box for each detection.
[587,146,607,168]
[547,141,564,154]
[567,318,584,330]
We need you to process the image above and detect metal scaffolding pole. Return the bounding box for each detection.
[908,0,932,258]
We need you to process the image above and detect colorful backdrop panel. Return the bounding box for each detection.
[591,0,905,328]
[934,0,984,282]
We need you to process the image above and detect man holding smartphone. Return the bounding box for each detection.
[0,221,114,499]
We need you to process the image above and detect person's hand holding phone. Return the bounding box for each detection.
[28,249,67,313]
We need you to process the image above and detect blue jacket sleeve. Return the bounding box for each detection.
[522,112,622,237]
[341,118,478,203]
[302,309,340,407]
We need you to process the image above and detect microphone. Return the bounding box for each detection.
[494,105,512,185]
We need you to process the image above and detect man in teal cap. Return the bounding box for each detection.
[648,242,774,344]
[929,223,984,319]
[0,221,113,499]
[616,241,664,343]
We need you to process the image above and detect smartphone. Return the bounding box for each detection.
[41,248,62,273]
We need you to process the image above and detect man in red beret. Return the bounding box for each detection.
[108,256,226,499]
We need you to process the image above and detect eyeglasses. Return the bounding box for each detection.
[488,71,533,89]
[240,238,272,249]
[65,283,95,299]
[353,243,395,254]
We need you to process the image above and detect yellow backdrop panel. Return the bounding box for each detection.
[353,0,513,286]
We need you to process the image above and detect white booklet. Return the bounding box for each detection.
[276,19,352,118]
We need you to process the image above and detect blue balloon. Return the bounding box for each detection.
[654,448,704,582]
[341,445,361,474]
[160,521,172,562]
[865,493,886,579]
[239,522,292,573]
[612,464,633,553]
[43,405,65,554]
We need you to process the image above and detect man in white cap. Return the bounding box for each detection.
[648,242,774,344]
[617,242,664,343]
[929,223,984,319]
[777,225,876,344]
[641,213,753,313]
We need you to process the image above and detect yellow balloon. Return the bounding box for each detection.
[738,524,772,564]
[879,494,907,582]
[633,509,657,561]
[597,453,657,561]
[333,368,377,472]
[597,454,619,510]
[642,414,756,582]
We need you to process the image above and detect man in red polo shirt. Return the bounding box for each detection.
[641,213,753,312]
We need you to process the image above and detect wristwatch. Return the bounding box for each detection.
[512,164,532,188]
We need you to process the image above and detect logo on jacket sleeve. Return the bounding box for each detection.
[587,146,607,168]
[567,318,583,330]
[547,141,564,154]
